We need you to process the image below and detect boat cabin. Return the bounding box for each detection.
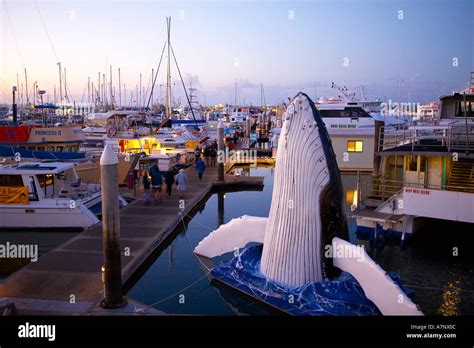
[0,162,96,203]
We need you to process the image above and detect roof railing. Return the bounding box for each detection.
[379,123,474,152]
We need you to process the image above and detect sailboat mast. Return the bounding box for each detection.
[151,68,154,108]
[87,77,91,111]
[110,65,113,107]
[118,68,121,109]
[16,73,20,110]
[64,68,69,103]
[139,73,142,109]
[166,17,172,116]
[234,80,237,106]
[24,68,29,106]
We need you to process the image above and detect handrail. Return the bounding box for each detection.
[359,176,474,205]
[379,123,474,152]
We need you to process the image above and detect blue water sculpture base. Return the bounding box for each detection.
[211,245,414,316]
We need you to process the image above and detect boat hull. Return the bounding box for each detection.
[0,204,99,231]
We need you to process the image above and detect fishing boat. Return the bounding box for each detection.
[0,162,128,230]
[0,124,86,160]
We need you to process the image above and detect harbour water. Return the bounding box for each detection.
[127,165,474,315]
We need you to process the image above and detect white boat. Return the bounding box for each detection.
[226,107,251,124]
[355,89,474,241]
[0,162,123,230]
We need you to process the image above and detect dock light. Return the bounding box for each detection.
[101,266,105,283]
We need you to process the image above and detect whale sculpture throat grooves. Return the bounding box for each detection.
[260,93,349,287]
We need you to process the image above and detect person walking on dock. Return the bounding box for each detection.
[195,146,201,163]
[143,170,152,205]
[149,162,164,204]
[176,169,188,198]
[204,146,211,167]
[210,146,217,167]
[196,158,205,180]
[165,169,176,198]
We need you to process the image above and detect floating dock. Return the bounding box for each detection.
[0,165,264,315]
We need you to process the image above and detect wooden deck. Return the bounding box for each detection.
[0,164,264,315]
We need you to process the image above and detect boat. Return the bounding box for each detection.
[354,86,474,241]
[0,124,86,160]
[0,162,126,230]
[226,107,251,124]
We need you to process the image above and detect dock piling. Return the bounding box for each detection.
[218,120,225,181]
[100,144,127,308]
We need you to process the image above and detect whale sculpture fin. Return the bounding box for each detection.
[193,215,267,258]
[332,237,423,315]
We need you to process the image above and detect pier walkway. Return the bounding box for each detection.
[0,164,264,315]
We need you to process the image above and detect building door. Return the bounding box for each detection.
[405,155,426,187]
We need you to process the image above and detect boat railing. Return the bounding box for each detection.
[379,122,474,152]
[359,176,474,206]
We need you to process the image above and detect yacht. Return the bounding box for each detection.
[0,162,125,230]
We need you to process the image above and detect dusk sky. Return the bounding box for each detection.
[0,0,472,106]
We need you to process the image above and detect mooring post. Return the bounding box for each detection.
[217,120,225,181]
[217,192,225,226]
[100,144,126,308]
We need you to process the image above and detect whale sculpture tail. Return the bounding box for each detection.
[260,92,349,287]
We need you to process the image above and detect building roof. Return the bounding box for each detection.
[0,162,75,175]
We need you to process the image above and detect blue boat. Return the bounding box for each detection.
[0,145,86,160]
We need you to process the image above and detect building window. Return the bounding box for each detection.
[347,140,363,152]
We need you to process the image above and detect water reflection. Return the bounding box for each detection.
[128,166,474,315]
[438,280,462,316]
[217,192,225,226]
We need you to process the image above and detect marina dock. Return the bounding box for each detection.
[0,164,264,315]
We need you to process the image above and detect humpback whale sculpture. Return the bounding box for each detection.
[194,93,423,315]
[260,92,348,286]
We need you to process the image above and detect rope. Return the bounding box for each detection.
[179,213,211,272]
[137,271,210,312]
[404,284,474,294]
[145,41,166,110]
[169,43,199,128]
[2,0,25,68]
[134,211,214,313]
[34,0,59,63]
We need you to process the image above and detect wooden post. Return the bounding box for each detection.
[100,144,126,308]
[217,120,225,181]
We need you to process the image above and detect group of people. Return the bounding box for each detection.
[142,141,218,205]
[142,163,188,205]
[195,141,218,168]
